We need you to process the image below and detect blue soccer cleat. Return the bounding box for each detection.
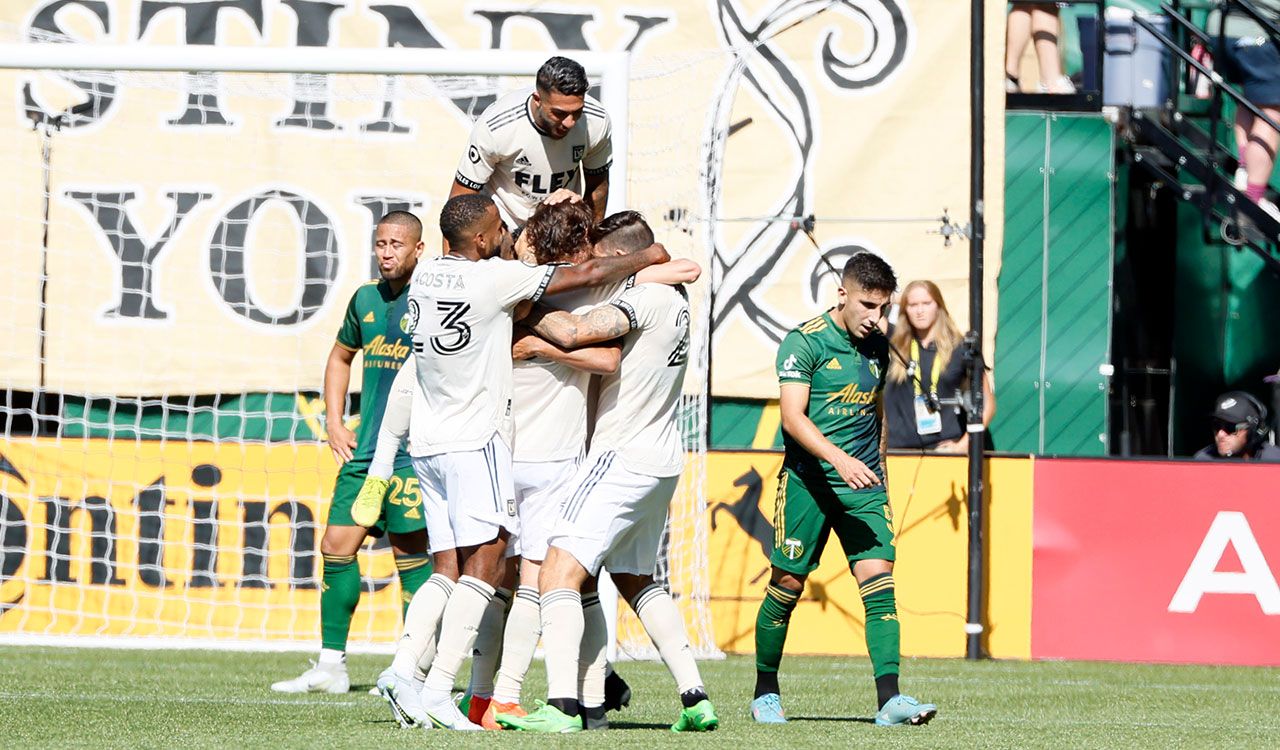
[874,694,937,726]
[750,693,788,724]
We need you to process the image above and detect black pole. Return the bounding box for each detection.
[965,0,988,660]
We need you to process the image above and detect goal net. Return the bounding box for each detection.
[0,39,722,658]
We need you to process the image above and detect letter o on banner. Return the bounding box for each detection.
[209,189,339,324]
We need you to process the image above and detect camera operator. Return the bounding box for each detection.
[1194,391,1280,461]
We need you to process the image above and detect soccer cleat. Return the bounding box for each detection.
[495,702,583,733]
[369,665,394,697]
[750,693,787,724]
[466,695,492,726]
[671,699,719,732]
[420,688,482,730]
[874,694,938,726]
[582,704,608,730]
[270,660,349,694]
[482,700,524,730]
[377,670,430,729]
[351,476,389,528]
[603,669,632,712]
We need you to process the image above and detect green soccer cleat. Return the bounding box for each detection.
[874,694,938,726]
[351,476,388,528]
[495,702,583,733]
[671,699,719,732]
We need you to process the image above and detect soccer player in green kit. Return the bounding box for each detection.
[271,211,434,694]
[750,252,937,727]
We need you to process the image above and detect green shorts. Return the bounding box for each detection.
[769,468,895,575]
[327,458,424,537]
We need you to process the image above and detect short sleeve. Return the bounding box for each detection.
[336,290,363,351]
[489,258,555,308]
[455,119,498,190]
[609,282,662,333]
[582,106,612,176]
[776,331,818,385]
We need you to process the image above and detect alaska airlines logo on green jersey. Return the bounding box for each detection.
[364,335,410,361]
[824,383,877,405]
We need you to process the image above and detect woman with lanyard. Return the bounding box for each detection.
[883,281,996,453]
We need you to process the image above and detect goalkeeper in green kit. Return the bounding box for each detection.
[271,211,433,694]
[750,253,937,727]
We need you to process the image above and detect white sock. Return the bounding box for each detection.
[493,585,541,705]
[391,573,453,679]
[540,588,584,701]
[424,576,495,695]
[631,583,704,695]
[466,587,511,699]
[318,648,346,667]
[413,620,441,681]
[578,592,608,708]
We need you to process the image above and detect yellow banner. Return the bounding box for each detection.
[705,451,1032,658]
[0,438,403,644]
[0,0,1003,398]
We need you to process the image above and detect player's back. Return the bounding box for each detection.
[407,255,553,456]
[591,282,691,477]
[511,282,622,463]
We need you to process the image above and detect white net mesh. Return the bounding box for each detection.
[0,42,724,657]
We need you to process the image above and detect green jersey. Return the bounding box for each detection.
[776,310,889,493]
[335,279,415,469]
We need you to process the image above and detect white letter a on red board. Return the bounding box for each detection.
[1169,511,1280,615]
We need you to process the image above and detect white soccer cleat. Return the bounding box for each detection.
[377,670,431,729]
[369,665,394,696]
[420,688,483,730]
[270,661,350,694]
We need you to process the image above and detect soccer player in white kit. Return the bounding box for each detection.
[364,193,666,731]
[450,56,611,227]
[496,213,719,734]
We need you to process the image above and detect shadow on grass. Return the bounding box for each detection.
[350,684,376,694]
[607,720,679,730]
[790,716,875,724]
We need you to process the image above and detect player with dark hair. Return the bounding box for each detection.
[751,252,937,727]
[361,194,667,730]
[451,56,612,227]
[497,212,718,734]
[271,211,431,694]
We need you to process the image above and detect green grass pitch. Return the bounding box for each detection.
[1,647,1275,748]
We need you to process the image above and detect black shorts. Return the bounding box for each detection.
[1216,36,1280,106]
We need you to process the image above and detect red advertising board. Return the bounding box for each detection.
[1032,458,1280,665]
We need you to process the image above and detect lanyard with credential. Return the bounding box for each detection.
[909,339,942,398]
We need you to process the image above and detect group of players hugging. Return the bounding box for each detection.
[270,56,937,732]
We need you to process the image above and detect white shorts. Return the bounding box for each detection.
[511,458,579,561]
[412,436,518,555]
[547,451,678,577]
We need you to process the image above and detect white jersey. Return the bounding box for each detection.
[454,89,612,229]
[406,255,554,456]
[591,283,691,477]
[511,281,624,463]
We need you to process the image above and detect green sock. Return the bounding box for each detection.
[320,553,360,652]
[754,583,801,695]
[859,573,901,681]
[393,553,433,620]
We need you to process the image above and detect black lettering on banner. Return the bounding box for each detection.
[134,478,171,588]
[363,4,444,133]
[430,300,472,355]
[22,0,116,128]
[39,496,125,585]
[209,189,339,325]
[275,0,341,130]
[137,0,266,126]
[354,194,425,278]
[1,494,27,610]
[189,499,220,588]
[239,500,318,590]
[65,190,213,320]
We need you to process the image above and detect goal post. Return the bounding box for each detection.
[0,42,718,658]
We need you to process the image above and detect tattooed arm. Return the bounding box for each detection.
[522,302,632,349]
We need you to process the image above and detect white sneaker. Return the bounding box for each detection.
[270,661,350,694]
[369,665,394,696]
[1038,76,1076,94]
[420,687,483,730]
[378,670,430,729]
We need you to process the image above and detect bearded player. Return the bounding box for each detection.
[751,252,937,727]
[451,56,611,227]
[271,212,432,694]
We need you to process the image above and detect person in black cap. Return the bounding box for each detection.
[1194,391,1280,461]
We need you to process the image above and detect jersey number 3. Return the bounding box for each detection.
[430,301,472,355]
